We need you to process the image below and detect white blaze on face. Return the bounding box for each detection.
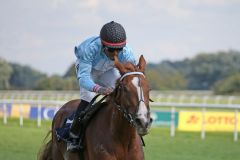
[132,77,148,123]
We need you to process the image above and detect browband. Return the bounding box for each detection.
[120,72,145,81]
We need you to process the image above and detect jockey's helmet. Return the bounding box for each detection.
[100,21,126,49]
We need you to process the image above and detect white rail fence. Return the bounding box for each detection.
[152,102,240,142]
[0,99,63,127]
[1,91,240,141]
[1,90,240,103]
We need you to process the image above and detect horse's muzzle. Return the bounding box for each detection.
[135,117,153,136]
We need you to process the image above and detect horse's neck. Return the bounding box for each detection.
[107,101,137,144]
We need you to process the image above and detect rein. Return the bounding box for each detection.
[89,71,147,147]
[113,71,148,146]
[113,101,137,127]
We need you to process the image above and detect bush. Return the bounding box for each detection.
[213,74,240,95]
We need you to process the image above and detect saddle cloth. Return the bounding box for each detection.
[55,95,108,142]
[55,113,75,142]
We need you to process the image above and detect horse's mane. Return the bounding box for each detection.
[123,62,138,72]
[113,62,137,85]
[107,61,139,103]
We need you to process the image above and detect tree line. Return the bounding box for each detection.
[1,50,240,95]
[146,50,240,94]
[0,59,78,90]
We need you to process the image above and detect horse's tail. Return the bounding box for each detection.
[37,131,53,160]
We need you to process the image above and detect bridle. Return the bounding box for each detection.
[113,71,149,127]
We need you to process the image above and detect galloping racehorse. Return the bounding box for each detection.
[38,55,152,160]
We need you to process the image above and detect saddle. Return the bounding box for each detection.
[55,95,107,144]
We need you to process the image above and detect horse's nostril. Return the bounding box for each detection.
[136,118,149,129]
[135,118,141,125]
[135,118,145,128]
[146,118,153,128]
[145,122,149,128]
[150,117,153,123]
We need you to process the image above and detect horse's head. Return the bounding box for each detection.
[113,55,152,136]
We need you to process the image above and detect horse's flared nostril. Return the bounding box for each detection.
[135,118,146,128]
[150,117,153,123]
[145,122,149,128]
[135,118,142,126]
[146,118,153,128]
[136,117,150,129]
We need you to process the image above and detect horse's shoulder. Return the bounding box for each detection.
[56,99,80,117]
[61,99,80,110]
[53,99,81,129]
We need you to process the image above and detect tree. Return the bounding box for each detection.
[35,75,65,90]
[0,58,12,89]
[63,63,76,78]
[62,63,78,90]
[62,77,79,90]
[213,74,240,95]
[174,50,240,90]
[146,61,187,90]
[9,63,46,89]
[35,75,79,90]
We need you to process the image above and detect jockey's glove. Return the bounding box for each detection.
[96,87,113,95]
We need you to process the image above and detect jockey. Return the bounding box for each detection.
[67,21,136,152]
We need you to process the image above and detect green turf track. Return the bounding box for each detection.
[0,119,240,160]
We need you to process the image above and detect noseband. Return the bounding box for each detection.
[113,71,148,127]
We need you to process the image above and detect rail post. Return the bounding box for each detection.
[170,106,176,137]
[234,109,238,142]
[201,96,209,140]
[3,103,7,124]
[37,95,42,128]
[19,104,23,127]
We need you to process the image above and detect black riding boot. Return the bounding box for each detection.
[67,100,89,152]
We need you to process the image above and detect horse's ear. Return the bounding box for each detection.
[138,55,146,72]
[114,55,127,75]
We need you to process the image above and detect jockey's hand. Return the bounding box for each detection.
[96,87,113,95]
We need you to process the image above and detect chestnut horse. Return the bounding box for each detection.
[38,55,152,160]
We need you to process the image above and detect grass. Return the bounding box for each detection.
[0,119,240,160]
[0,119,51,160]
[144,128,240,160]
